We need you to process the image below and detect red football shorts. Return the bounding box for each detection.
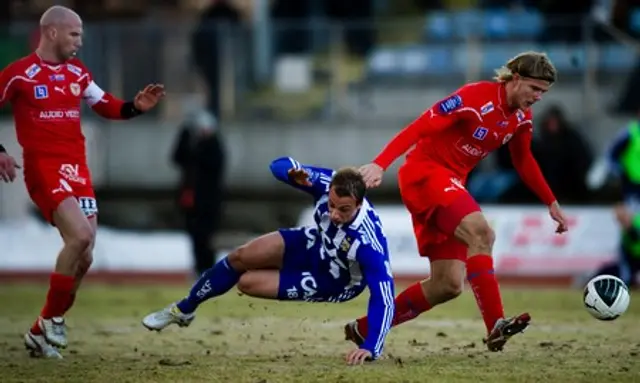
[23,158,98,224]
[398,161,480,262]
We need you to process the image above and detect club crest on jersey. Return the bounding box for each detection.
[472,127,488,140]
[516,110,525,122]
[66,64,82,77]
[34,85,48,99]
[25,64,41,79]
[340,237,353,252]
[480,101,494,115]
[438,95,463,114]
[70,83,81,96]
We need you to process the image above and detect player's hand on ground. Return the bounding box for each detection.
[358,163,383,189]
[0,152,20,183]
[133,84,166,112]
[287,168,312,186]
[345,348,372,365]
[549,201,568,234]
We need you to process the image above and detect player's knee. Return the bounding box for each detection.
[64,225,95,255]
[455,213,495,254]
[227,245,249,272]
[236,273,258,296]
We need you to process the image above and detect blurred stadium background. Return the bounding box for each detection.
[0,0,638,286]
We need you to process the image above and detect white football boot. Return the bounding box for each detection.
[142,303,195,331]
[38,317,68,349]
[24,331,63,359]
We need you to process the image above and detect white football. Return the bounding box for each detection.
[583,274,630,320]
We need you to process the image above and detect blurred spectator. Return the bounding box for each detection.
[532,106,594,203]
[191,0,241,118]
[588,203,640,287]
[606,116,640,209]
[172,110,227,277]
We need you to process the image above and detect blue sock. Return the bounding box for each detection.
[176,257,241,314]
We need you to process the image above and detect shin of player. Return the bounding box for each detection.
[30,199,96,346]
[349,51,569,351]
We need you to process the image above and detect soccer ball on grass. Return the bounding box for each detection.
[583,274,630,321]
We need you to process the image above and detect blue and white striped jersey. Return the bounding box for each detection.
[270,156,395,359]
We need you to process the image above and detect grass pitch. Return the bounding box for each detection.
[1,283,639,383]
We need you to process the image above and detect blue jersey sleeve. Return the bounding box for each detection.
[269,156,334,199]
[608,129,630,175]
[356,247,395,360]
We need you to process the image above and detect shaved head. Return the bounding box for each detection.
[36,6,83,63]
[40,6,82,28]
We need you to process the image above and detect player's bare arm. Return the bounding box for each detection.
[548,201,568,233]
[0,144,20,182]
[132,84,165,112]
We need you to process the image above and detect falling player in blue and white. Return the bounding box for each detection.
[142,156,395,365]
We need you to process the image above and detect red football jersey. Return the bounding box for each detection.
[377,81,532,177]
[0,53,110,162]
[373,81,555,205]
[407,81,532,175]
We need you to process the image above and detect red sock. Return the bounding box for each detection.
[30,320,42,335]
[40,273,75,319]
[467,254,504,333]
[63,293,77,314]
[356,281,432,338]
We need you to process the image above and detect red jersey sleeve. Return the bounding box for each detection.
[508,110,556,205]
[373,84,483,170]
[72,60,126,120]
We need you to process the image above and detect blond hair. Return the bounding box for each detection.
[494,51,557,84]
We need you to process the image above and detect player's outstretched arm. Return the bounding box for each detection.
[373,90,475,171]
[84,81,165,120]
[346,248,395,365]
[269,156,334,199]
[508,127,556,205]
[509,128,568,233]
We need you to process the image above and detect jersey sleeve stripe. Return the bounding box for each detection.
[452,106,482,121]
[373,280,394,356]
[362,215,384,254]
[517,120,532,127]
[288,157,301,170]
[1,76,36,103]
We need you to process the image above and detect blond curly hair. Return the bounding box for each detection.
[494,51,557,84]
